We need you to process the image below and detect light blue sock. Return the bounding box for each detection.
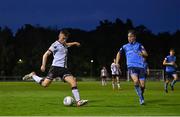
[134,85,143,100]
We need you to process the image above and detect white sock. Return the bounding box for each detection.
[104,81,107,86]
[72,89,80,102]
[117,83,120,88]
[102,80,104,86]
[32,75,43,83]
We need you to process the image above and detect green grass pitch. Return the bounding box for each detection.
[0,81,180,116]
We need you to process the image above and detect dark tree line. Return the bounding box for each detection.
[0,18,180,77]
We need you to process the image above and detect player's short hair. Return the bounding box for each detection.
[60,29,70,37]
[170,48,175,52]
[128,29,136,36]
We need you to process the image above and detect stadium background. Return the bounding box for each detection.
[0,20,180,81]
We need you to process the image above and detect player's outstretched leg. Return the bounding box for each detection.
[131,75,144,105]
[64,76,88,107]
[139,79,145,101]
[22,72,36,80]
[140,86,145,100]
[170,79,177,91]
[164,80,169,93]
[22,72,52,87]
[23,72,44,84]
[170,82,174,91]
[134,84,144,105]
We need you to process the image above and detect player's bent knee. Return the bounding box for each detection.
[41,78,52,88]
[73,77,77,81]
[133,79,139,83]
[133,80,139,85]
[174,77,178,80]
[141,85,145,88]
[41,82,49,88]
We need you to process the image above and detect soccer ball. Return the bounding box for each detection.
[63,96,75,106]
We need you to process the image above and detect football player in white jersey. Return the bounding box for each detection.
[111,59,121,90]
[23,30,88,106]
[100,66,108,86]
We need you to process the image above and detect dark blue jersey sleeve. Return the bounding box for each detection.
[119,46,124,54]
[139,43,146,51]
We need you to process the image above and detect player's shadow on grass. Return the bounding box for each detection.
[46,102,60,106]
[145,99,167,104]
[88,99,102,103]
[87,99,138,107]
[104,105,138,107]
[159,104,180,106]
[89,105,138,108]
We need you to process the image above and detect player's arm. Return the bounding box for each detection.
[174,63,178,68]
[173,57,178,68]
[141,50,148,57]
[171,62,178,68]
[41,50,52,72]
[147,67,150,76]
[65,42,80,47]
[117,65,122,75]
[116,47,124,67]
[163,58,174,66]
[139,45,148,57]
[110,64,113,72]
[115,52,121,67]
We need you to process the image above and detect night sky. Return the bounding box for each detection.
[0,0,179,33]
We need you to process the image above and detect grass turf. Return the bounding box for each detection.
[0,81,180,116]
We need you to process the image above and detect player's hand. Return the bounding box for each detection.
[147,70,150,76]
[139,52,143,56]
[174,63,178,68]
[74,42,80,47]
[40,65,46,72]
[170,62,176,66]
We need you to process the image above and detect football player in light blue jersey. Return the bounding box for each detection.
[163,48,178,93]
[116,30,148,105]
[23,30,88,106]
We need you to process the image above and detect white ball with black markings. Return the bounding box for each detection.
[63,96,74,106]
